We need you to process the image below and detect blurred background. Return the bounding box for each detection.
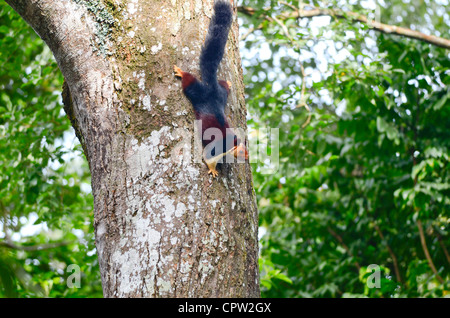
[0,0,449,297]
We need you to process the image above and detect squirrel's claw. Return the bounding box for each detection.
[207,168,219,178]
[173,65,184,78]
[204,156,220,178]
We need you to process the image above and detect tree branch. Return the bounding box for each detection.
[417,220,444,284]
[0,239,72,251]
[238,5,450,49]
[327,227,361,271]
[374,224,402,284]
[435,231,450,266]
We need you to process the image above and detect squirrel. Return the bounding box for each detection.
[174,0,248,178]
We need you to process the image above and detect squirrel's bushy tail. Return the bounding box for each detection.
[200,0,233,86]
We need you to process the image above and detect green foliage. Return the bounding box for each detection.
[0,3,101,297]
[259,257,293,291]
[240,0,449,297]
[1,0,449,298]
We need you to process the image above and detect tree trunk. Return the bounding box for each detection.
[7,0,259,298]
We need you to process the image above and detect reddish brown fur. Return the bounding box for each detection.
[218,80,230,94]
[195,112,230,146]
[181,72,197,90]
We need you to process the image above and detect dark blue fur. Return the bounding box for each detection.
[200,0,233,87]
[183,0,232,117]
[179,1,239,157]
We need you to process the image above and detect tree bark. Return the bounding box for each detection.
[6,0,259,298]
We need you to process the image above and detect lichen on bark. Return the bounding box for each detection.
[72,0,116,55]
